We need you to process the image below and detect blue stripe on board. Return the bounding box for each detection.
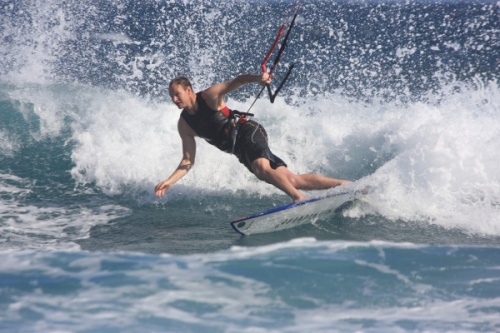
[230,191,353,235]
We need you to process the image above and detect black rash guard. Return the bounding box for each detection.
[180,92,234,153]
[180,92,287,173]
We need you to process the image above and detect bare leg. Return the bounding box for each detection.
[251,158,351,202]
[290,173,351,190]
[251,158,306,202]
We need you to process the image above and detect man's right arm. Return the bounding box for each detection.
[201,73,271,109]
[154,118,196,197]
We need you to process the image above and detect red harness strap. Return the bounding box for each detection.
[220,106,231,118]
[220,106,248,124]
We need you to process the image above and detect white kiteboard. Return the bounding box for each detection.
[230,188,362,235]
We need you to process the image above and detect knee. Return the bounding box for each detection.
[288,176,299,187]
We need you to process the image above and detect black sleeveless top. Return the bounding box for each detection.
[181,93,234,153]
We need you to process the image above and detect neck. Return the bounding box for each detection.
[184,93,198,114]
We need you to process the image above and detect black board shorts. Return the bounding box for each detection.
[233,120,287,174]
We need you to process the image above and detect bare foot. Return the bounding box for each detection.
[292,193,307,203]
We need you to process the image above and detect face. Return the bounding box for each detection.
[169,84,192,109]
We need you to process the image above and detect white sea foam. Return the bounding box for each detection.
[3,78,499,236]
[357,81,500,235]
[0,173,131,252]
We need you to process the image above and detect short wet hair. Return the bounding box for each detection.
[169,76,193,90]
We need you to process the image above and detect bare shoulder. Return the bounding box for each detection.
[200,88,221,110]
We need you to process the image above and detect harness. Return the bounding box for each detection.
[220,106,254,154]
[181,93,254,154]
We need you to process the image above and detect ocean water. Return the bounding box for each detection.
[1,0,499,331]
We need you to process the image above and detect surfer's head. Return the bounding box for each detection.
[169,76,192,91]
[169,76,195,110]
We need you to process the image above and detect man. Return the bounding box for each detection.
[154,72,350,202]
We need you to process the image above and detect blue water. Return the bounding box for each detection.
[1,0,500,331]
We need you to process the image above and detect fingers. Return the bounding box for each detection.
[154,181,170,197]
[261,72,271,85]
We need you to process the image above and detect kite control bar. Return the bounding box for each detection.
[246,3,300,112]
[261,11,298,76]
[262,10,298,103]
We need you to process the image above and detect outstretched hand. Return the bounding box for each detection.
[155,180,172,196]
